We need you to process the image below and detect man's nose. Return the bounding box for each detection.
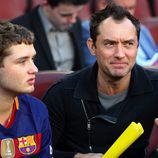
[67,14,77,24]
[114,44,125,58]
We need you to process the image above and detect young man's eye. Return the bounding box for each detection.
[18,60,26,64]
[32,56,36,62]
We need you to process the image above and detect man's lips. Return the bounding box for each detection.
[110,62,128,68]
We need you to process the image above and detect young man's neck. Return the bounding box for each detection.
[0,93,15,126]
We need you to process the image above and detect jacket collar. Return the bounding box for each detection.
[74,63,98,101]
[30,6,55,68]
[128,64,153,96]
[74,63,153,101]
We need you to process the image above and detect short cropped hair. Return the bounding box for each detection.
[89,3,140,44]
[0,20,34,66]
[47,0,88,8]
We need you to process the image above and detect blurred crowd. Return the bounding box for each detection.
[0,0,158,71]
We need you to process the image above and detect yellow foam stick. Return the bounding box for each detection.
[102,122,144,158]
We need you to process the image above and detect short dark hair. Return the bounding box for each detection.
[89,3,140,44]
[0,20,34,66]
[47,0,88,8]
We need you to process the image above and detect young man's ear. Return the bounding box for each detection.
[86,38,96,56]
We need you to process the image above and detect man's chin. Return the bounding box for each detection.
[61,24,72,31]
[110,71,130,81]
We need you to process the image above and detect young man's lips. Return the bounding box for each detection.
[27,78,35,85]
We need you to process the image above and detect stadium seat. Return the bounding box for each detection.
[146,119,158,157]
[0,0,45,20]
[154,0,158,16]
[31,70,72,99]
[0,0,27,20]
[134,0,151,20]
[144,67,158,157]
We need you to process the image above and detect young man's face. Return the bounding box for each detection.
[0,43,38,95]
[46,3,83,30]
[88,17,138,80]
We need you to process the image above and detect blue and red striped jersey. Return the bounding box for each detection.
[0,94,53,158]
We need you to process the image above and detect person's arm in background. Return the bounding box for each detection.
[136,24,158,66]
[82,20,96,66]
[139,25,158,56]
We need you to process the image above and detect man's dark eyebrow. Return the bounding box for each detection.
[123,39,135,43]
[103,39,136,45]
[103,39,118,43]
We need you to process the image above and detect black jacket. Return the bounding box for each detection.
[43,63,158,158]
[11,6,85,71]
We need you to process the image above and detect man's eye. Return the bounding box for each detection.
[104,42,115,47]
[128,42,134,45]
[60,14,73,17]
[124,42,135,48]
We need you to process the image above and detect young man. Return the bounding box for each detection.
[0,21,53,157]
[12,0,88,71]
[43,4,158,158]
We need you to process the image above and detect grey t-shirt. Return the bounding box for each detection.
[98,90,128,110]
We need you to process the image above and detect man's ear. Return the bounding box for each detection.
[86,38,96,56]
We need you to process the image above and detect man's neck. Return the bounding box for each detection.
[97,70,131,96]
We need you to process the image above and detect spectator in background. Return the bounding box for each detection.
[43,4,158,158]
[82,0,158,67]
[12,0,88,71]
[82,0,106,66]
[0,20,52,157]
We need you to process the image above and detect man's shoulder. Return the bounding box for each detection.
[18,94,49,117]
[11,7,39,27]
[143,66,158,80]
[135,65,158,81]
[65,66,91,81]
